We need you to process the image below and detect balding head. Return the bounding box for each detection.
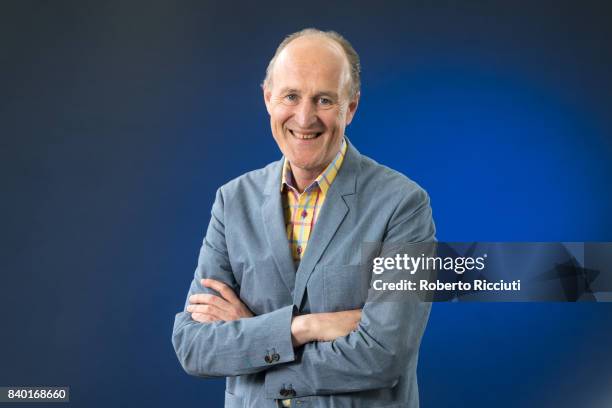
[272,35,351,100]
[262,28,361,100]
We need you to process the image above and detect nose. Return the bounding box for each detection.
[293,100,318,129]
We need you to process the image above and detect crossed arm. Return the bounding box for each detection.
[187,278,361,346]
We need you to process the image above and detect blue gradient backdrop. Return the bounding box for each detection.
[2,1,611,407]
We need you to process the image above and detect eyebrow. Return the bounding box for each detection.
[278,87,339,99]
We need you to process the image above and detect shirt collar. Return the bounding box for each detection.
[281,138,347,194]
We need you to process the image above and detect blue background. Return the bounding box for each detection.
[2,1,611,407]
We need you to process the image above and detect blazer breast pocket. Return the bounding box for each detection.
[323,264,370,311]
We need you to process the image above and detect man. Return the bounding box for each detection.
[172,28,435,407]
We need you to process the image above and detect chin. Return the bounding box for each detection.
[288,158,314,169]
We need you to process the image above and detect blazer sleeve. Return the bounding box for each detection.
[172,188,296,377]
[264,186,435,398]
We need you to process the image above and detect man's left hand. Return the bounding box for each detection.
[187,278,253,323]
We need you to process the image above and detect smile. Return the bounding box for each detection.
[289,130,323,140]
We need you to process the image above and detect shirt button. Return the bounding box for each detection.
[280,386,295,397]
[301,210,308,218]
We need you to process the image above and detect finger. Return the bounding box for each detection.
[202,279,240,304]
[191,313,217,323]
[188,303,240,322]
[189,293,232,311]
[186,303,225,318]
[189,293,214,304]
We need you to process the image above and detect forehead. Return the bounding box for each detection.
[271,36,350,93]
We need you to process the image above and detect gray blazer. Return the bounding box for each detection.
[172,140,436,408]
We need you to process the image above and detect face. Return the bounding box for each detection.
[264,36,359,176]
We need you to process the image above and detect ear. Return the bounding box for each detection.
[345,92,360,126]
[263,86,272,116]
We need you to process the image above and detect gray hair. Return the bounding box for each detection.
[261,28,361,99]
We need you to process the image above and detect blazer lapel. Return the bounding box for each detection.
[293,141,359,309]
[262,160,296,295]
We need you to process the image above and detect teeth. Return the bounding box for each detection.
[291,131,320,140]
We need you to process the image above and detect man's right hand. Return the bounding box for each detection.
[291,309,362,347]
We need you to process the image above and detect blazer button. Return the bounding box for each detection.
[286,388,296,397]
[264,354,272,364]
[272,352,280,362]
[279,388,288,397]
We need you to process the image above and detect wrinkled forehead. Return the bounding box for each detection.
[271,36,351,95]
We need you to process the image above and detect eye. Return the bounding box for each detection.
[318,97,333,106]
[283,94,299,104]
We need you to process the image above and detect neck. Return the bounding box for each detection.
[291,166,324,193]
[288,138,344,193]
